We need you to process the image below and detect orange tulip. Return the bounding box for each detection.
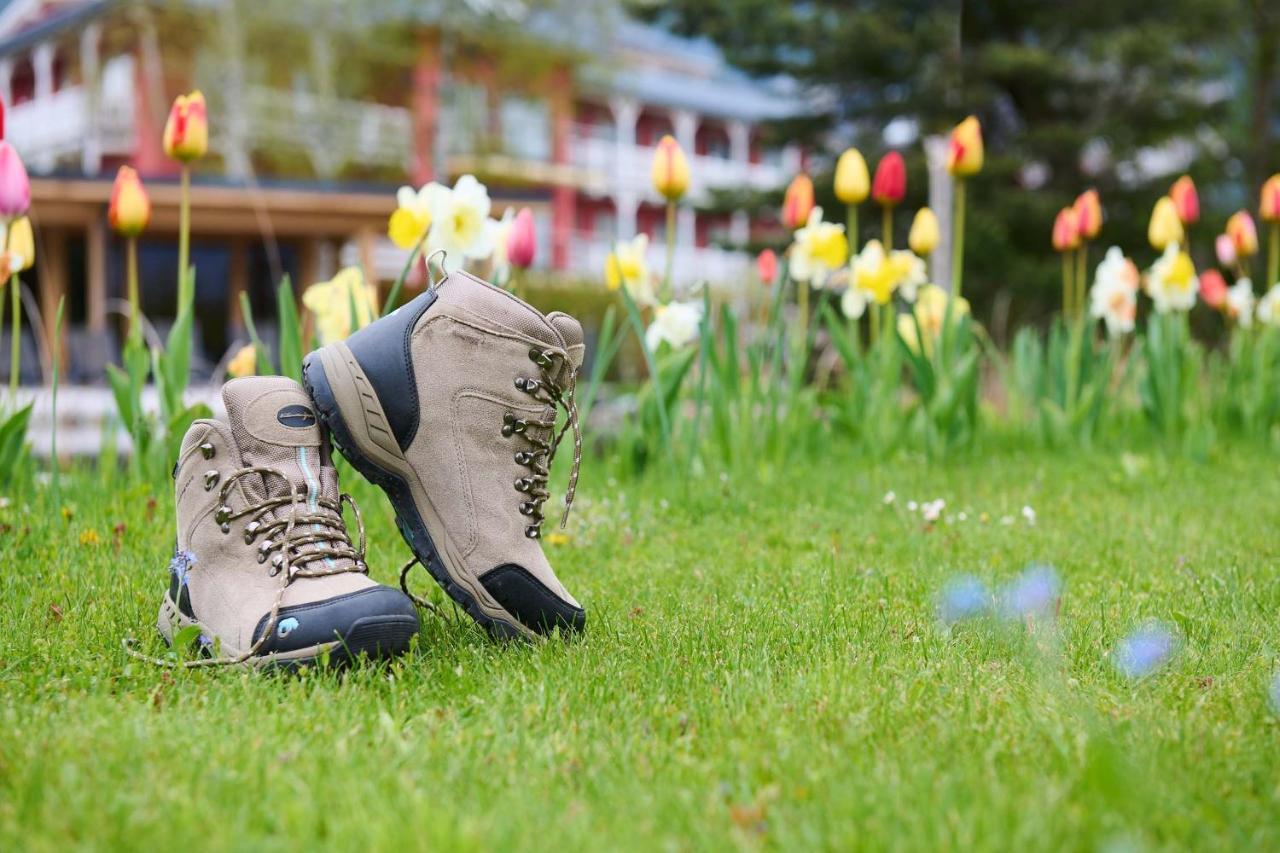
[1260,174,1280,223]
[781,174,815,230]
[1052,207,1080,252]
[1073,189,1101,241]
[650,135,689,202]
[163,90,208,163]
[108,166,150,237]
[1169,176,1199,225]
[946,116,984,177]
[1226,210,1259,257]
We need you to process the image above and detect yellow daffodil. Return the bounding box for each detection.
[226,343,257,378]
[897,283,968,356]
[1147,196,1184,251]
[605,233,656,305]
[834,148,870,205]
[908,207,940,255]
[1144,242,1198,313]
[789,207,848,287]
[302,266,379,344]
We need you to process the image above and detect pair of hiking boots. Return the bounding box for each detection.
[158,271,586,666]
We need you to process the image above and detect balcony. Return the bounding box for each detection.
[7,55,136,172]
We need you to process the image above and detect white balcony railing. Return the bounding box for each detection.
[7,55,136,172]
[568,232,750,289]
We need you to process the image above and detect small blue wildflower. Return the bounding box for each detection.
[1113,622,1177,679]
[999,564,1060,620]
[937,575,990,624]
[197,633,213,649]
[169,549,197,587]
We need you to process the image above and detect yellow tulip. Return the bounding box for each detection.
[908,207,940,255]
[1147,196,1184,251]
[6,216,33,272]
[162,91,208,163]
[1226,210,1258,257]
[108,166,151,238]
[650,135,690,202]
[226,343,257,378]
[302,266,378,345]
[833,148,870,204]
[946,116,984,177]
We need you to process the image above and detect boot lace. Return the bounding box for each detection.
[509,345,582,539]
[124,465,369,668]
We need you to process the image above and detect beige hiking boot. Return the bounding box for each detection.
[158,376,419,666]
[302,270,585,638]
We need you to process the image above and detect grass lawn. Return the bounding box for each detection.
[2,446,1279,850]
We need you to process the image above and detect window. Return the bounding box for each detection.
[501,95,551,161]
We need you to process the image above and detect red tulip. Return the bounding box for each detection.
[1199,269,1228,310]
[1169,176,1199,225]
[756,248,777,285]
[1073,189,1102,240]
[871,152,906,206]
[1052,207,1080,252]
[506,207,536,269]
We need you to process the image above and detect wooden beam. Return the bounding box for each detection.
[85,216,107,332]
[298,237,320,292]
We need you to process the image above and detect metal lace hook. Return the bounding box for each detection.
[424,249,448,292]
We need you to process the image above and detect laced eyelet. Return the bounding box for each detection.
[520,501,543,518]
[200,442,216,460]
[514,450,536,466]
[203,470,220,491]
[525,525,541,539]
[528,348,552,367]
[257,540,273,564]
[502,412,526,437]
[268,554,285,576]
[215,505,232,525]
[243,521,261,544]
[514,477,534,493]
[514,376,540,394]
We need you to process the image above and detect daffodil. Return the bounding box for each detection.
[302,266,379,344]
[226,343,257,378]
[1089,247,1140,336]
[426,175,499,270]
[789,208,848,287]
[645,299,703,350]
[897,284,968,356]
[606,234,656,306]
[1144,242,1198,313]
[389,182,445,250]
[1257,285,1280,327]
[1225,278,1256,328]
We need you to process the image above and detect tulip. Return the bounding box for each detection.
[226,343,257,379]
[650,135,689,202]
[1215,233,1237,268]
[834,148,870,205]
[0,141,30,221]
[1073,189,1102,241]
[6,216,32,272]
[908,207,939,255]
[1262,174,1280,290]
[1169,175,1199,225]
[781,174,815,230]
[1226,210,1258,257]
[163,90,208,163]
[506,207,536,270]
[1147,197,1184,251]
[0,96,6,141]
[1198,268,1228,310]
[871,152,906,207]
[946,116,984,177]
[756,248,777,286]
[108,167,150,238]
[1053,207,1080,253]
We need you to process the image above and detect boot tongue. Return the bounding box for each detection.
[546,311,585,374]
[220,377,334,504]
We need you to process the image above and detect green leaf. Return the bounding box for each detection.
[276,275,302,381]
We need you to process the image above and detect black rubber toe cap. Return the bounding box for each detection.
[479,564,586,635]
[253,585,420,657]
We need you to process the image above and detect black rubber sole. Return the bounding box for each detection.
[302,352,524,641]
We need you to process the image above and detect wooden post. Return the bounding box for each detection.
[298,237,319,292]
[357,227,377,289]
[228,237,247,329]
[85,216,107,332]
[38,228,68,380]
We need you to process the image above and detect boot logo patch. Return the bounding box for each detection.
[276,405,317,429]
[277,617,300,638]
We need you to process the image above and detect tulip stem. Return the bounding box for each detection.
[663,202,676,301]
[846,205,858,253]
[1062,252,1072,318]
[1268,223,1279,289]
[126,238,141,344]
[1076,244,1088,320]
[951,179,966,301]
[8,272,18,401]
[882,206,893,251]
[177,166,191,302]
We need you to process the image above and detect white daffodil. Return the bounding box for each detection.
[427,175,499,270]
[605,233,656,306]
[1089,247,1140,336]
[892,249,927,303]
[1257,284,1280,327]
[840,286,868,320]
[1145,242,1198,313]
[788,207,848,287]
[645,299,703,351]
[1226,278,1256,328]
[388,182,448,250]
[489,207,515,287]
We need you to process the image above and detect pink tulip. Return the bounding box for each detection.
[757,248,778,285]
[507,207,536,269]
[1215,233,1236,267]
[1199,269,1228,310]
[0,141,30,220]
